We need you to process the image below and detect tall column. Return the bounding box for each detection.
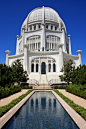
[53,25,55,31]
[51,62,53,72]
[61,27,66,52]
[39,58,41,74]
[36,24,38,30]
[5,50,10,66]
[42,24,46,51]
[46,58,48,74]
[37,43,38,51]
[42,6,46,51]
[68,35,72,54]
[22,27,25,52]
[23,44,28,72]
[49,24,51,30]
[58,44,63,71]
[32,25,34,31]
[16,35,19,55]
[77,50,82,65]
[34,61,36,73]
[51,43,52,50]
[49,43,50,51]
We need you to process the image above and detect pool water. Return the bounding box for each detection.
[3,92,79,129]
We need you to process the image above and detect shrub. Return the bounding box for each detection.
[66,84,86,99]
[21,85,32,89]
[54,85,65,89]
[54,86,58,89]
[0,85,21,99]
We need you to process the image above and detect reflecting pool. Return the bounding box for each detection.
[3,92,79,129]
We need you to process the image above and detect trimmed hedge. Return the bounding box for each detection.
[21,85,32,89]
[0,89,33,117]
[66,84,86,99]
[54,85,66,89]
[0,85,22,99]
[53,89,86,120]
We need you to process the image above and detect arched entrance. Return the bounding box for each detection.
[41,62,46,74]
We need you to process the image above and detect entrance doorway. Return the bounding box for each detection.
[41,62,46,74]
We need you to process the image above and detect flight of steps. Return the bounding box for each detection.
[34,75,52,89]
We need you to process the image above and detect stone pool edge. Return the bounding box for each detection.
[52,90,86,129]
[0,90,86,129]
[0,90,35,129]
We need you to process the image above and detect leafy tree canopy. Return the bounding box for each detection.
[71,64,86,85]
[0,60,28,87]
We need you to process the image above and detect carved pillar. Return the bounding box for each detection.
[23,44,28,72]
[32,25,34,31]
[39,58,41,74]
[49,24,51,30]
[46,58,48,74]
[77,50,82,66]
[34,61,36,73]
[68,35,72,54]
[61,27,66,52]
[51,62,53,72]
[5,50,10,66]
[16,35,19,55]
[58,43,63,71]
[36,24,38,30]
[53,25,55,31]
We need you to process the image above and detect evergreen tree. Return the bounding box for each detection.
[11,59,28,84]
[59,59,74,85]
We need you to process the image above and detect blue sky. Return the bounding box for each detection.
[0,0,86,65]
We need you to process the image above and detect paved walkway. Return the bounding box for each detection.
[1,89,86,109]
[0,89,28,107]
[58,89,86,109]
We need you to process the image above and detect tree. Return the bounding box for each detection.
[11,59,28,84]
[59,59,74,85]
[0,64,14,87]
[71,65,86,85]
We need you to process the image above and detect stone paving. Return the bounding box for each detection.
[0,89,28,107]
[58,89,86,109]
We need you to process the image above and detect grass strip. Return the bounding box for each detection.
[53,89,86,121]
[0,89,33,117]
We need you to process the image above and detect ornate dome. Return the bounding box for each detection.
[21,6,66,33]
[28,7,59,23]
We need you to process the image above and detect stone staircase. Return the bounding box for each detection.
[33,75,52,89]
[40,75,48,84]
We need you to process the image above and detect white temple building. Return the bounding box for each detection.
[5,6,82,85]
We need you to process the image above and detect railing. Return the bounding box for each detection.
[48,79,58,85]
[29,79,39,86]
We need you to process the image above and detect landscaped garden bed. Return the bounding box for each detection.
[54,89,86,120]
[66,84,86,99]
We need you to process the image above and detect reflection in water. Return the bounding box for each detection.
[31,99,34,106]
[41,98,46,109]
[53,99,56,107]
[4,92,79,129]
[49,98,51,107]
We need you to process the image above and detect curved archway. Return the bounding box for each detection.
[31,64,34,72]
[53,63,56,72]
[41,62,46,74]
[36,64,38,72]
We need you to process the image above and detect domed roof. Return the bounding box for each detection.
[28,7,59,23]
[21,6,66,32]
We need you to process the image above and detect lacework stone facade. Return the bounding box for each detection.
[5,6,82,83]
